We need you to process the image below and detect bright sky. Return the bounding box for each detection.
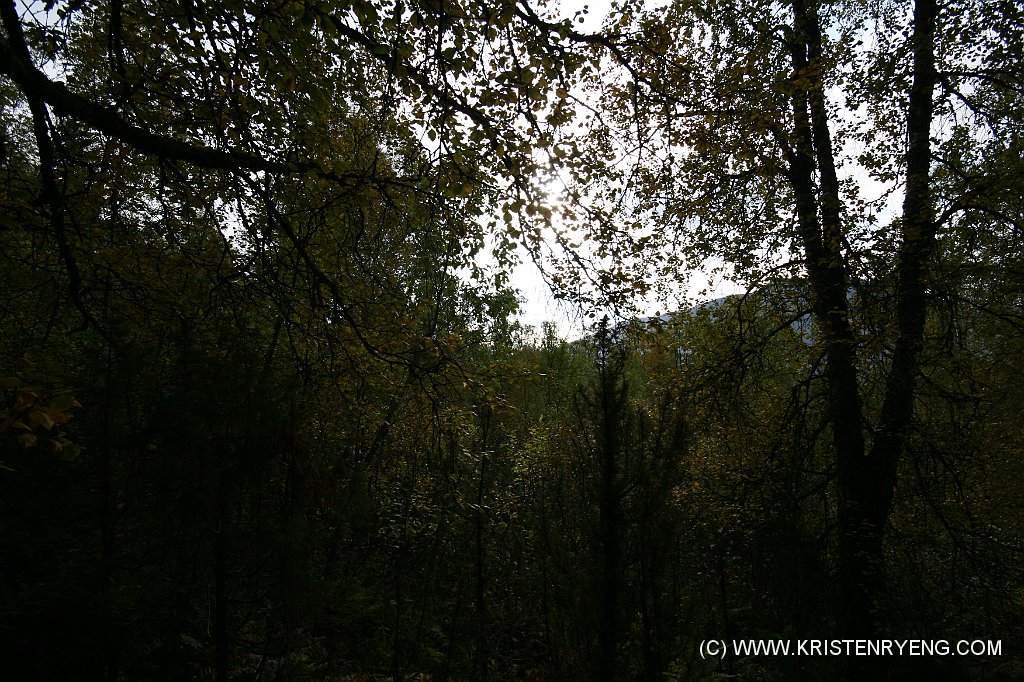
[504,0,614,337]
[507,0,702,338]
[507,0,902,338]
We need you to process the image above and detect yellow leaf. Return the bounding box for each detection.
[29,410,55,430]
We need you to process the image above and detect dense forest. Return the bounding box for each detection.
[1,0,1022,680]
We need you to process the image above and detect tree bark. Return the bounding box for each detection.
[594,332,625,682]
[784,0,938,670]
[475,407,491,681]
[215,475,229,682]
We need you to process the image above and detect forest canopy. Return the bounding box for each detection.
[1,0,1022,680]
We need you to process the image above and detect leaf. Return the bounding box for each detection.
[29,410,55,430]
[58,442,81,461]
[14,390,38,411]
[50,393,78,411]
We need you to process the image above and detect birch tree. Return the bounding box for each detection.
[573,0,1022,668]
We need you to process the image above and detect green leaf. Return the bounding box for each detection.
[58,442,81,461]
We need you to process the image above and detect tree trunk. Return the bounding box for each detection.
[215,475,229,682]
[594,329,625,682]
[784,2,937,675]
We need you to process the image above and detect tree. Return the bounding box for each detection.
[0,0,596,298]
[565,0,1022,672]
[4,0,1021,678]
[1,1,567,678]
